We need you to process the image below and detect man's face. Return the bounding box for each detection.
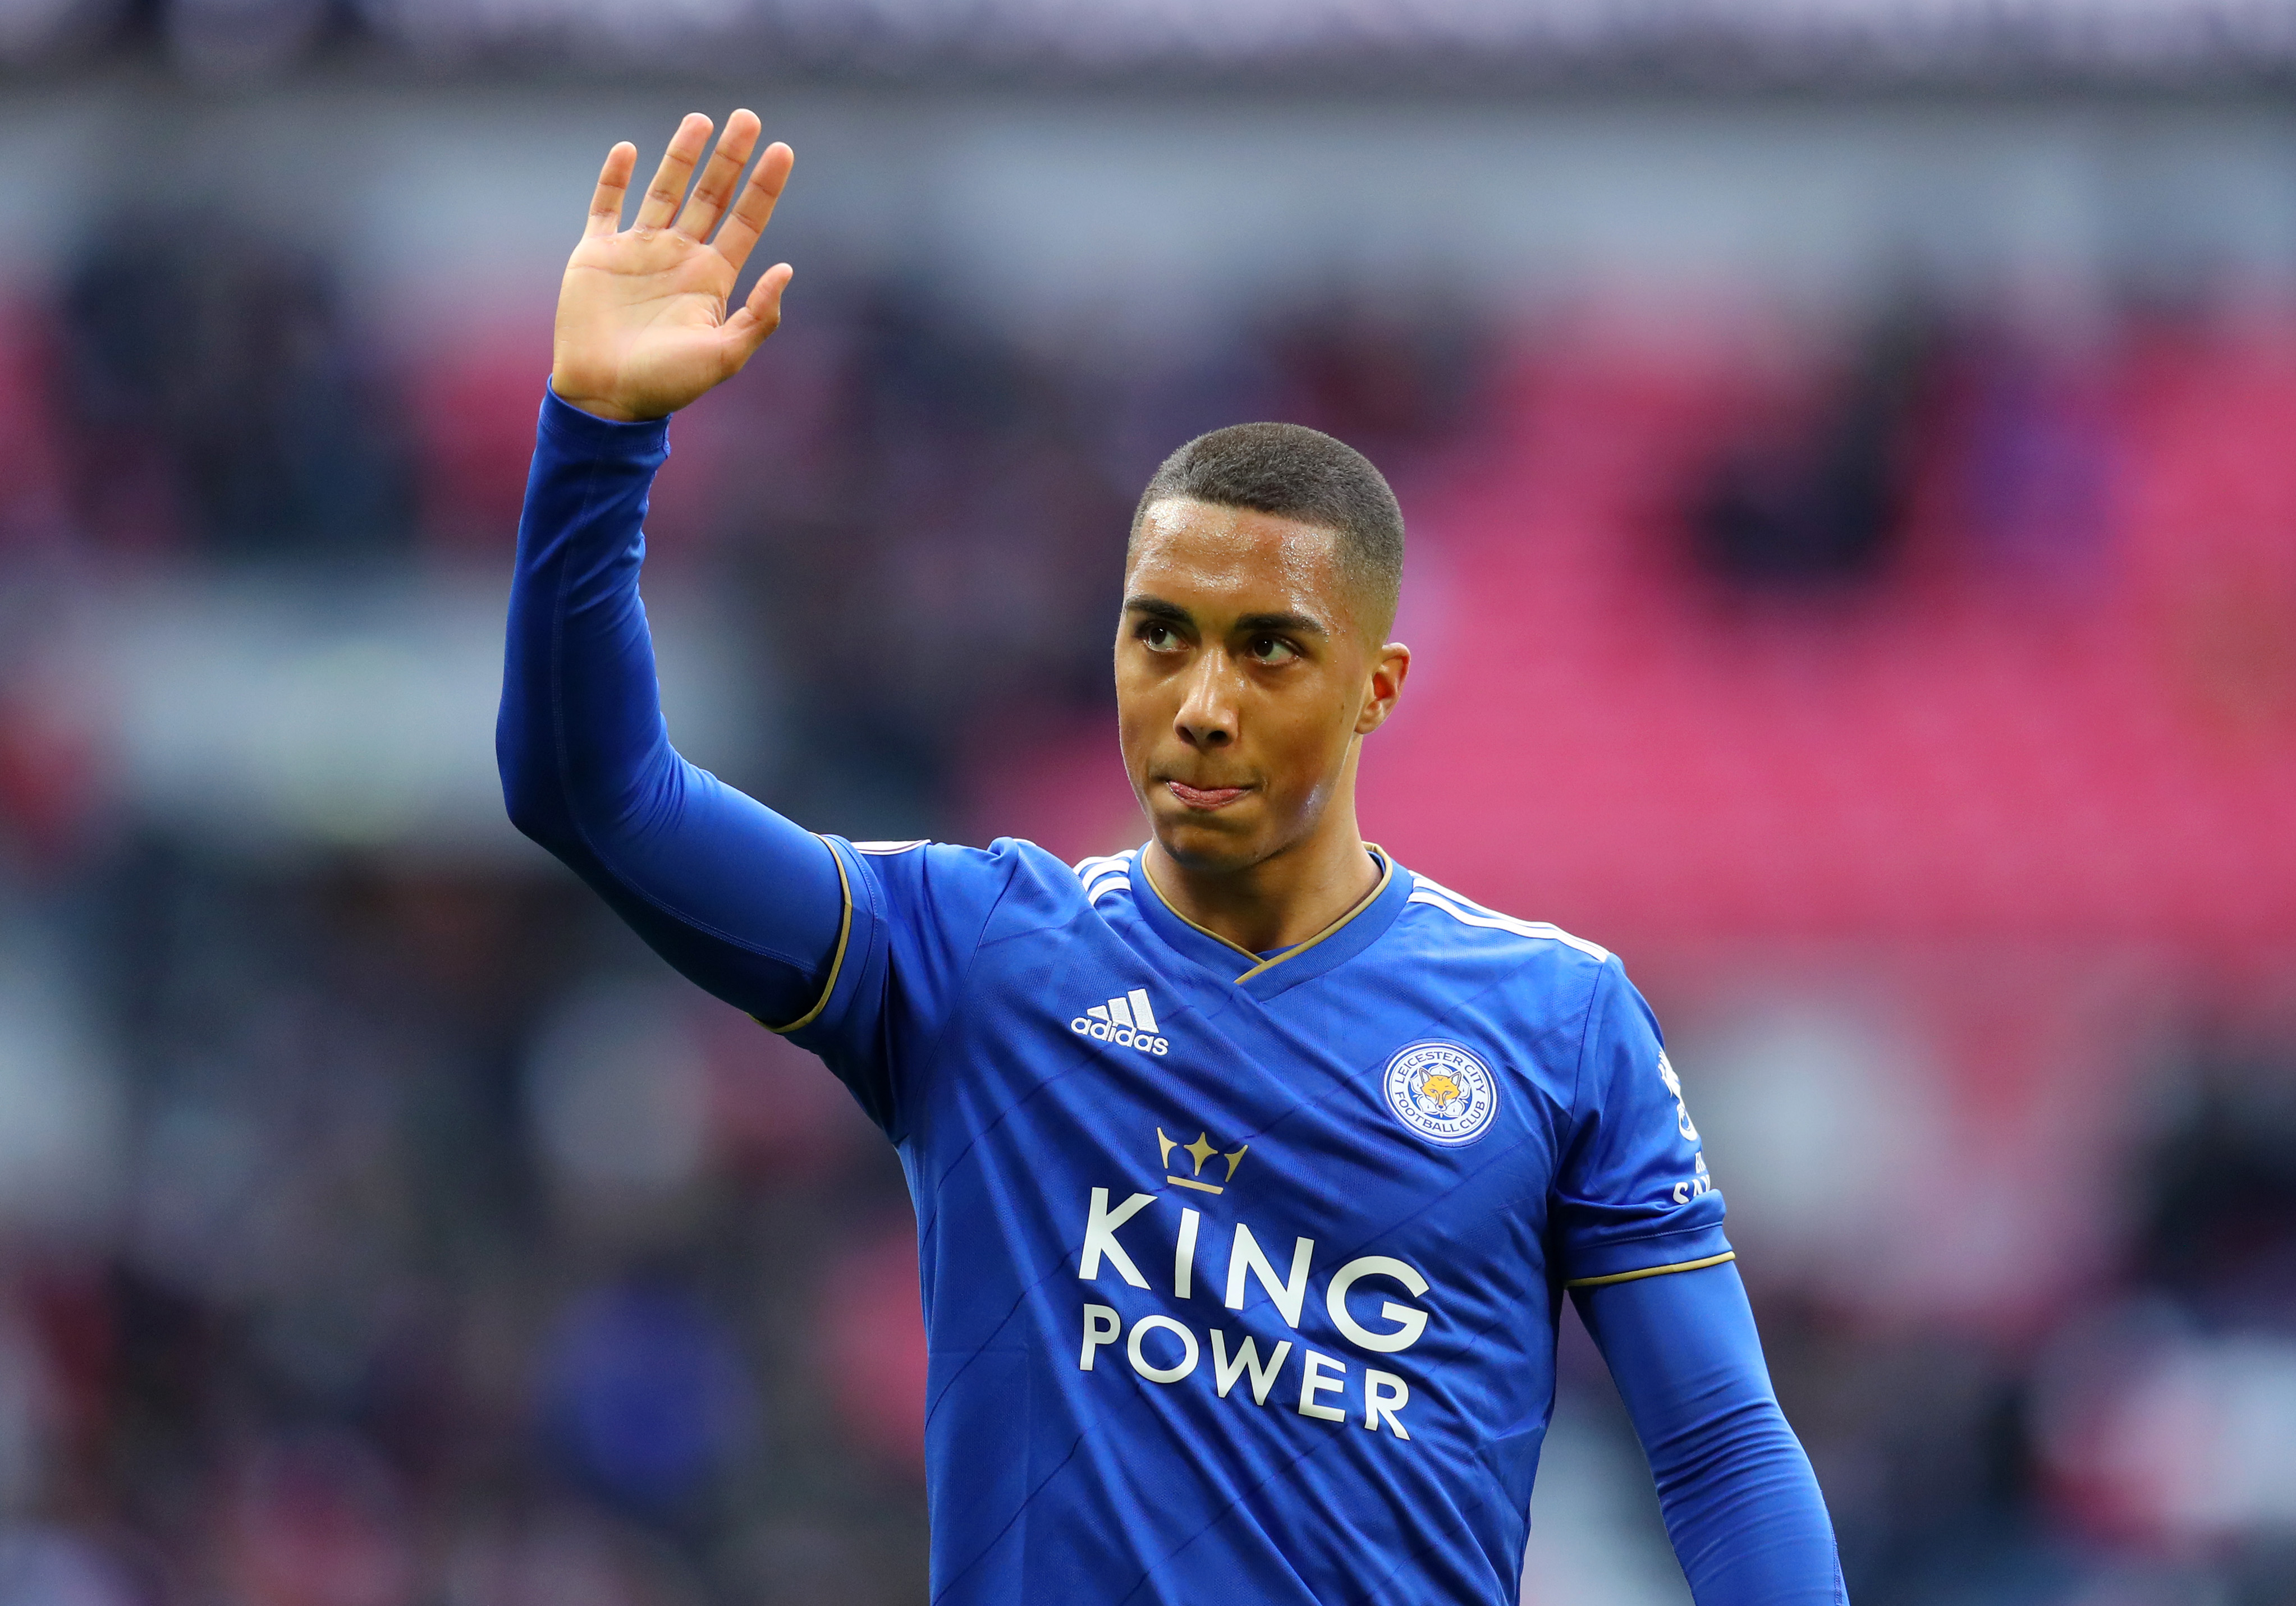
[1116,498,1408,877]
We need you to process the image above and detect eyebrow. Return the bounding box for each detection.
[1235,610,1327,639]
[1122,595,1330,639]
[1122,594,1192,624]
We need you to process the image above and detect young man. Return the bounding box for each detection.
[502,111,1845,1604]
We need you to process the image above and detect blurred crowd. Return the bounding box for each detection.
[6,0,2290,84]
[1,129,2295,1606]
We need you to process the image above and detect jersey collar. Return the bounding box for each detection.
[1128,844,1413,1002]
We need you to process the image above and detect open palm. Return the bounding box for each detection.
[551,111,795,423]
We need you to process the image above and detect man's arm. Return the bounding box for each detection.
[498,113,845,1028]
[1574,1263,1846,1606]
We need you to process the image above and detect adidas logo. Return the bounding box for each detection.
[1070,988,1171,1057]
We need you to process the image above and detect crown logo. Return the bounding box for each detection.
[1157,1127,1248,1195]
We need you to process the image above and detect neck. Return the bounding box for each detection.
[1143,788,1381,958]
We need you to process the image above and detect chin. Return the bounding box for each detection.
[1149,805,1270,875]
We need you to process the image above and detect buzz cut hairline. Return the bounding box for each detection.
[1128,422,1405,639]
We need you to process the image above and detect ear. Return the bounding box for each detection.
[1354,642,1411,736]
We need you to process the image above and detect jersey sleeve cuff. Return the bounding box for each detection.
[538,381,673,457]
[1559,1222,1735,1289]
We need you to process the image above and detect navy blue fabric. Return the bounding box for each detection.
[501,384,1846,1604]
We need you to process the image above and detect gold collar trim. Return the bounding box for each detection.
[1139,845,1394,985]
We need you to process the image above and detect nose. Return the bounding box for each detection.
[1174,650,1239,750]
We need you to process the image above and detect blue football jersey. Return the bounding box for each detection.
[782,836,1730,1606]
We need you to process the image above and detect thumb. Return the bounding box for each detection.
[722,262,793,365]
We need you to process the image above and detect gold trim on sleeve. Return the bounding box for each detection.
[1564,1250,1736,1290]
[763,839,854,1035]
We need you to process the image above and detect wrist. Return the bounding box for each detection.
[538,383,672,455]
[546,375,666,424]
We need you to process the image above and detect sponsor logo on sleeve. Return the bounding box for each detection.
[1657,1050,1699,1142]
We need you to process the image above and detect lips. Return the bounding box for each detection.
[1165,780,1250,810]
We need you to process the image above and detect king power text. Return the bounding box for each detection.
[1074,1186,1432,1440]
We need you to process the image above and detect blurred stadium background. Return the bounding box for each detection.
[3,2,2296,1603]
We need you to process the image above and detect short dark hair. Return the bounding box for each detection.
[1130,423,1404,636]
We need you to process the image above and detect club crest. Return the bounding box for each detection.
[1382,1041,1498,1147]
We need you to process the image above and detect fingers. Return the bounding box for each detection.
[721,262,794,368]
[633,113,713,231]
[584,142,637,238]
[673,108,762,241]
[709,141,794,274]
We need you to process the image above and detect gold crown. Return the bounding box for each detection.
[1157,1127,1248,1195]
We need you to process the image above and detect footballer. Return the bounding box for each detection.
[501,111,1845,1604]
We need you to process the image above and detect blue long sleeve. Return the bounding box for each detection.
[498,386,845,1026]
[1575,1263,1846,1606]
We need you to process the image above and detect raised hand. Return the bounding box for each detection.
[550,112,794,423]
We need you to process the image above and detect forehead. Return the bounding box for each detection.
[1126,498,1351,626]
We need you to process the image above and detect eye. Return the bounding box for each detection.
[1248,635,1299,665]
[1136,622,1185,653]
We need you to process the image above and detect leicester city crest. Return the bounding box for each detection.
[1382,1041,1498,1147]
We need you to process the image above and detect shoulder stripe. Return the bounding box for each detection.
[1073,850,1138,903]
[1406,879,1610,960]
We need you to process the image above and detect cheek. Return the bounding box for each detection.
[1259,687,1356,791]
[1112,673,1169,749]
